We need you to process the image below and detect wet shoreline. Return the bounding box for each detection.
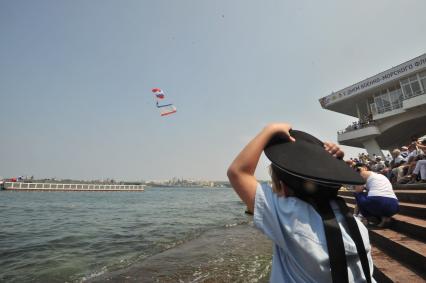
[88,224,272,283]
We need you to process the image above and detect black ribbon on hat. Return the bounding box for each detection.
[270,166,372,282]
[302,195,372,283]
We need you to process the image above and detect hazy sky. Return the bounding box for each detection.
[1,0,425,181]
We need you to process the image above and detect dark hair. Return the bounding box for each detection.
[270,164,340,200]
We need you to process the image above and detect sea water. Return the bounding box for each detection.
[0,187,272,282]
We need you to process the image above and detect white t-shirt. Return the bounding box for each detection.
[366,173,397,199]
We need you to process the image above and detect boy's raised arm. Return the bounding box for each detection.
[227,123,295,212]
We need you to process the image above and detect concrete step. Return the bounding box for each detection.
[339,189,426,204]
[393,183,426,190]
[345,202,426,244]
[388,214,426,243]
[372,246,426,283]
[342,201,426,280]
[369,227,426,278]
[398,202,426,219]
[393,190,426,204]
[340,195,426,220]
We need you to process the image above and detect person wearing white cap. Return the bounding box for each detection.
[400,146,409,159]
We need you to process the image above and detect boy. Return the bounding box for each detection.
[227,123,374,283]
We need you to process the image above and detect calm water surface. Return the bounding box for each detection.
[0,187,271,282]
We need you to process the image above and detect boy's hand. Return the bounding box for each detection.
[324,142,344,159]
[265,123,296,142]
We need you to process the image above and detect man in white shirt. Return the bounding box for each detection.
[354,164,399,227]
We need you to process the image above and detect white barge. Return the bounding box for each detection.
[1,182,145,192]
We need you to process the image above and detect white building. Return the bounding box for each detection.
[319,53,426,157]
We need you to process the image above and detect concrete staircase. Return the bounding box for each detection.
[339,183,426,283]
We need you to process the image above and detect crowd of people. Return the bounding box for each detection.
[345,137,426,185]
[342,137,426,228]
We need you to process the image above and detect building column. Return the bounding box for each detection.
[362,138,384,158]
[356,103,361,120]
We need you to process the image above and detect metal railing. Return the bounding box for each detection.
[403,89,425,100]
[373,90,425,115]
[338,120,376,135]
[338,91,426,135]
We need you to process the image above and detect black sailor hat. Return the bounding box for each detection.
[264,130,365,186]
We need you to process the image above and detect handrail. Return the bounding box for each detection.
[338,91,425,135]
[338,121,376,135]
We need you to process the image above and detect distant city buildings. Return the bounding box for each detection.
[144,178,230,188]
